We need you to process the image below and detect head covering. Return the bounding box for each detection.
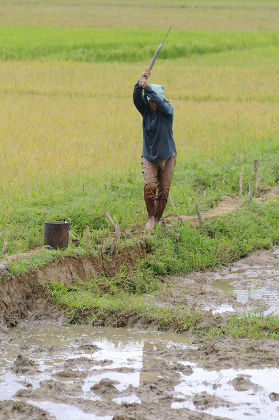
[143,84,165,103]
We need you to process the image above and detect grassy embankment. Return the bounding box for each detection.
[1,23,279,337]
[45,201,279,340]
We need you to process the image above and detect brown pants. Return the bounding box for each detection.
[141,152,177,221]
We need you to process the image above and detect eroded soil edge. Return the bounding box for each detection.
[0,243,146,328]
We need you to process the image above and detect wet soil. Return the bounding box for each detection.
[1,191,279,418]
[157,246,279,317]
[0,400,55,420]
[0,241,147,328]
[1,245,279,419]
[0,323,279,420]
[1,190,278,331]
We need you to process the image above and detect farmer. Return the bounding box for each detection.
[133,68,176,230]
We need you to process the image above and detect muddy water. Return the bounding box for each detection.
[0,323,279,419]
[179,246,279,316]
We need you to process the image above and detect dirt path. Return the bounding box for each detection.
[164,186,279,224]
[3,188,279,266]
[164,195,242,224]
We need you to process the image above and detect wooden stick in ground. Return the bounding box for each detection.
[85,225,90,243]
[239,172,243,197]
[254,160,259,179]
[195,203,204,229]
[1,240,7,254]
[255,178,261,197]
[70,232,80,246]
[254,160,259,197]
[249,181,253,200]
[168,193,175,209]
[105,209,117,229]
[105,209,120,255]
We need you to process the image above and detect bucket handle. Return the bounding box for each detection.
[58,219,72,248]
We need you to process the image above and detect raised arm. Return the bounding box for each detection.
[133,69,151,115]
[133,81,145,114]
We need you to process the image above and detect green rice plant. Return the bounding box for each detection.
[1,28,279,62]
[2,0,279,31]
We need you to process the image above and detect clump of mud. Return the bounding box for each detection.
[270,392,279,402]
[1,323,279,420]
[12,354,39,375]
[54,368,87,379]
[193,392,232,410]
[230,375,260,392]
[91,378,119,395]
[0,401,55,420]
[77,344,99,352]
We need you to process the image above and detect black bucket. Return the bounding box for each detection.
[44,220,71,250]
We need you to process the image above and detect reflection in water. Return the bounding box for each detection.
[173,365,279,419]
[210,255,279,315]
[0,323,278,419]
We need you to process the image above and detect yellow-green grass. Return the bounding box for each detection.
[1,48,279,196]
[1,45,279,253]
[2,0,279,31]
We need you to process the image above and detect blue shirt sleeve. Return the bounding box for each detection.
[133,81,146,115]
[144,85,173,116]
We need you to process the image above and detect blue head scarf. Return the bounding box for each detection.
[143,84,165,103]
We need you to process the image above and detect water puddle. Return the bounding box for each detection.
[0,322,278,419]
[173,364,279,419]
[182,246,279,315]
[212,261,279,315]
[203,303,235,315]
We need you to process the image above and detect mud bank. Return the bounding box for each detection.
[1,190,279,330]
[0,243,147,328]
[0,323,279,420]
[1,220,279,418]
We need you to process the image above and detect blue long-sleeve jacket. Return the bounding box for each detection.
[133,81,176,162]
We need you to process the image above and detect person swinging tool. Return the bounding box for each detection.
[133,68,177,230]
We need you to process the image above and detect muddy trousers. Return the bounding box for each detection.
[141,152,177,221]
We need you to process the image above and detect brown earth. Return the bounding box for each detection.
[1,323,278,420]
[164,195,242,224]
[0,327,232,420]
[0,189,278,331]
[0,242,147,328]
[156,245,279,317]
[164,186,279,225]
[0,401,55,420]
[1,191,279,420]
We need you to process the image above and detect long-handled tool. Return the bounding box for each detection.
[143,27,171,78]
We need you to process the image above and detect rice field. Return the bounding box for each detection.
[1,0,279,254]
[2,28,279,61]
[1,48,279,193]
[2,0,279,31]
